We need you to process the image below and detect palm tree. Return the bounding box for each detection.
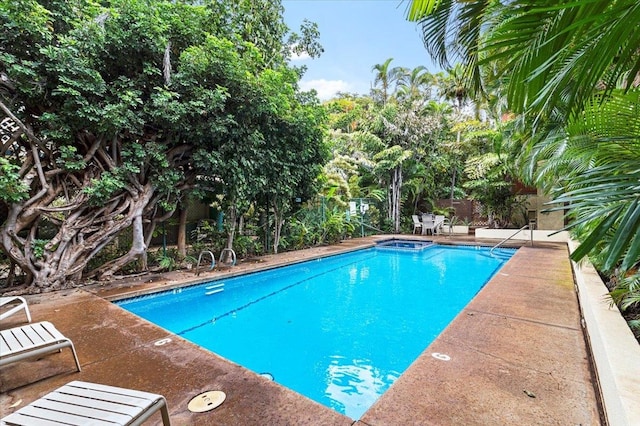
[395,65,435,103]
[435,64,470,112]
[408,0,640,270]
[408,0,640,333]
[371,58,403,105]
[434,64,474,207]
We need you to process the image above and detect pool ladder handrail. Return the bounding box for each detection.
[490,225,531,255]
[195,250,216,276]
[219,248,237,266]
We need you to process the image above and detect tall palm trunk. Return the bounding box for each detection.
[389,165,403,233]
[450,129,460,208]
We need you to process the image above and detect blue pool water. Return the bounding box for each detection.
[118,244,514,419]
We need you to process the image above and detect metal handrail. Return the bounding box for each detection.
[490,225,531,254]
[352,219,386,236]
[219,248,237,266]
[195,250,215,276]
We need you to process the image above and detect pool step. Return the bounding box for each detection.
[205,283,225,296]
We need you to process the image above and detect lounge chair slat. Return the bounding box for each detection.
[59,387,153,408]
[45,393,145,416]
[31,322,66,342]
[1,331,20,352]
[0,412,73,426]
[63,381,161,403]
[30,399,132,424]
[0,335,9,354]
[21,323,50,347]
[8,328,35,348]
[3,404,117,425]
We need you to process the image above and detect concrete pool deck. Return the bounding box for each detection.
[0,236,601,425]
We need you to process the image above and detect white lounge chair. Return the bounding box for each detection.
[1,380,171,425]
[0,296,32,323]
[0,321,81,372]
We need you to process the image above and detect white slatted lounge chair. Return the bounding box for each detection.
[0,296,32,323]
[0,321,81,372]
[1,380,171,426]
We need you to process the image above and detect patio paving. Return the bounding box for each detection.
[0,236,601,425]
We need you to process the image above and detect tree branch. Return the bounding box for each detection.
[0,101,50,159]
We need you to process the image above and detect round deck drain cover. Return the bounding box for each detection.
[188,391,226,413]
[431,352,451,361]
[259,372,274,381]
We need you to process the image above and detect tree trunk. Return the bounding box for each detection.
[6,261,16,287]
[226,203,236,250]
[450,129,460,209]
[92,187,156,279]
[450,167,457,209]
[390,166,403,233]
[177,206,188,258]
[238,214,244,235]
[271,199,284,254]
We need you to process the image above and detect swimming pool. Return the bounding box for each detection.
[117,244,514,419]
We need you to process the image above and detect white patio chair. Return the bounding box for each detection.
[422,214,436,235]
[411,215,422,234]
[0,296,32,324]
[1,380,171,425]
[0,321,81,372]
[421,214,437,235]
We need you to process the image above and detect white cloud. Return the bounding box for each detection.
[288,43,310,61]
[299,79,351,100]
[289,50,311,61]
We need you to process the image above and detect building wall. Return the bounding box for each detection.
[526,191,565,230]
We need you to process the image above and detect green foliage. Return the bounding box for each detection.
[1,0,328,288]
[527,89,640,273]
[233,235,263,258]
[191,220,222,245]
[322,208,354,244]
[0,158,29,203]
[283,217,316,250]
[56,146,86,171]
[31,239,48,260]
[287,19,324,60]
[464,148,525,228]
[373,146,413,174]
[157,252,177,271]
[83,171,125,205]
[608,270,640,338]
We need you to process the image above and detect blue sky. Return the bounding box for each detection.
[282,0,439,100]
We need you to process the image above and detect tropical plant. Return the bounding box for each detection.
[435,64,470,111]
[395,65,435,103]
[322,208,354,244]
[371,58,404,106]
[463,152,524,228]
[408,0,640,331]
